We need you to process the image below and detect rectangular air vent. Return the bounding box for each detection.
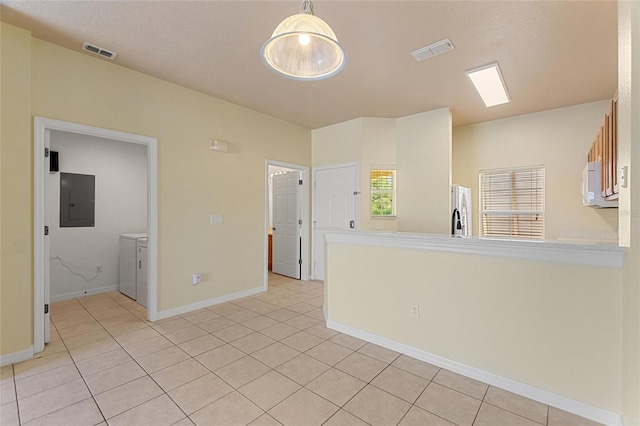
[411,38,454,62]
[82,42,117,60]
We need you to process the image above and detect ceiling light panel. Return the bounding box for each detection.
[466,63,510,107]
[411,38,454,62]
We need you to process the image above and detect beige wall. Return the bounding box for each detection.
[396,108,452,234]
[312,110,452,234]
[326,241,623,413]
[360,118,397,231]
[1,24,34,355]
[453,101,617,241]
[0,24,311,356]
[620,1,640,424]
[311,117,399,232]
[311,118,361,168]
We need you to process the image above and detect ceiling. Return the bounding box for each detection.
[0,1,618,130]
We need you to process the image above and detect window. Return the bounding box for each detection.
[479,166,545,240]
[371,168,396,217]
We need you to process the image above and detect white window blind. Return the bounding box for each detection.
[371,168,396,216]
[480,166,545,240]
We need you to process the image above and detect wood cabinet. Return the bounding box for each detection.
[587,94,618,199]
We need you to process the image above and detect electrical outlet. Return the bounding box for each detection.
[410,304,420,319]
[96,264,102,273]
[192,273,201,285]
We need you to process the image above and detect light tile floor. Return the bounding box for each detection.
[1,273,603,426]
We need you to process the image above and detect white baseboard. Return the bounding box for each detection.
[327,319,623,426]
[50,285,119,302]
[0,346,34,367]
[157,286,264,320]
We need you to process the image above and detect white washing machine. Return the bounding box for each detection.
[136,237,148,308]
[118,233,147,300]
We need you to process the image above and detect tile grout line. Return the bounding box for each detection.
[65,293,169,424]
[23,279,293,425]
[11,363,22,426]
[96,292,196,424]
[43,276,568,426]
[33,305,108,426]
[62,298,111,425]
[104,289,300,424]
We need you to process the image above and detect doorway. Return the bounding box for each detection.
[265,160,310,287]
[312,163,359,281]
[34,117,158,354]
[272,170,302,279]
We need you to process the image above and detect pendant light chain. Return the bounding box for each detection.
[300,0,314,15]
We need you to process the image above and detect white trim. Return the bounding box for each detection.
[50,285,119,303]
[157,286,264,320]
[311,162,360,280]
[0,346,34,367]
[325,231,624,268]
[34,117,159,356]
[265,160,310,288]
[326,319,623,426]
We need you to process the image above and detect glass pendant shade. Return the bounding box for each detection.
[261,4,346,81]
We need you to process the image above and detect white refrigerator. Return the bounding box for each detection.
[451,185,472,238]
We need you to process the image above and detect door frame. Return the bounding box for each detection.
[34,117,159,354]
[265,160,310,287]
[311,162,360,281]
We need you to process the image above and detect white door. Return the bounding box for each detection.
[313,165,358,281]
[273,171,301,279]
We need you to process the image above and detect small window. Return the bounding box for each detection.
[479,166,545,240]
[371,168,396,217]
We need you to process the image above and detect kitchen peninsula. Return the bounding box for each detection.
[324,231,624,425]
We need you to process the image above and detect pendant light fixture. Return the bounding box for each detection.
[261,0,347,81]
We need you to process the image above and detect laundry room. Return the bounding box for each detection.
[48,130,148,302]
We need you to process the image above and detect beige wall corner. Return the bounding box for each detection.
[621,0,640,424]
[0,23,34,356]
[396,107,452,234]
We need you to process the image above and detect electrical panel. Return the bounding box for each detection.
[60,172,95,227]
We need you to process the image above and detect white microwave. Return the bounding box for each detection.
[581,161,618,208]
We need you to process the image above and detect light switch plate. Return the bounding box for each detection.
[210,214,223,224]
[621,166,629,188]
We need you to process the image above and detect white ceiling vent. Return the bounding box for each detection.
[411,38,454,62]
[82,42,117,60]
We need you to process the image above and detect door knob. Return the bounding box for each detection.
[272,227,276,231]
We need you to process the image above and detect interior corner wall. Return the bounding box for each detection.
[49,131,147,301]
[452,100,616,241]
[0,32,312,356]
[311,118,362,169]
[359,118,397,232]
[620,1,640,424]
[396,108,452,234]
[0,23,33,356]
